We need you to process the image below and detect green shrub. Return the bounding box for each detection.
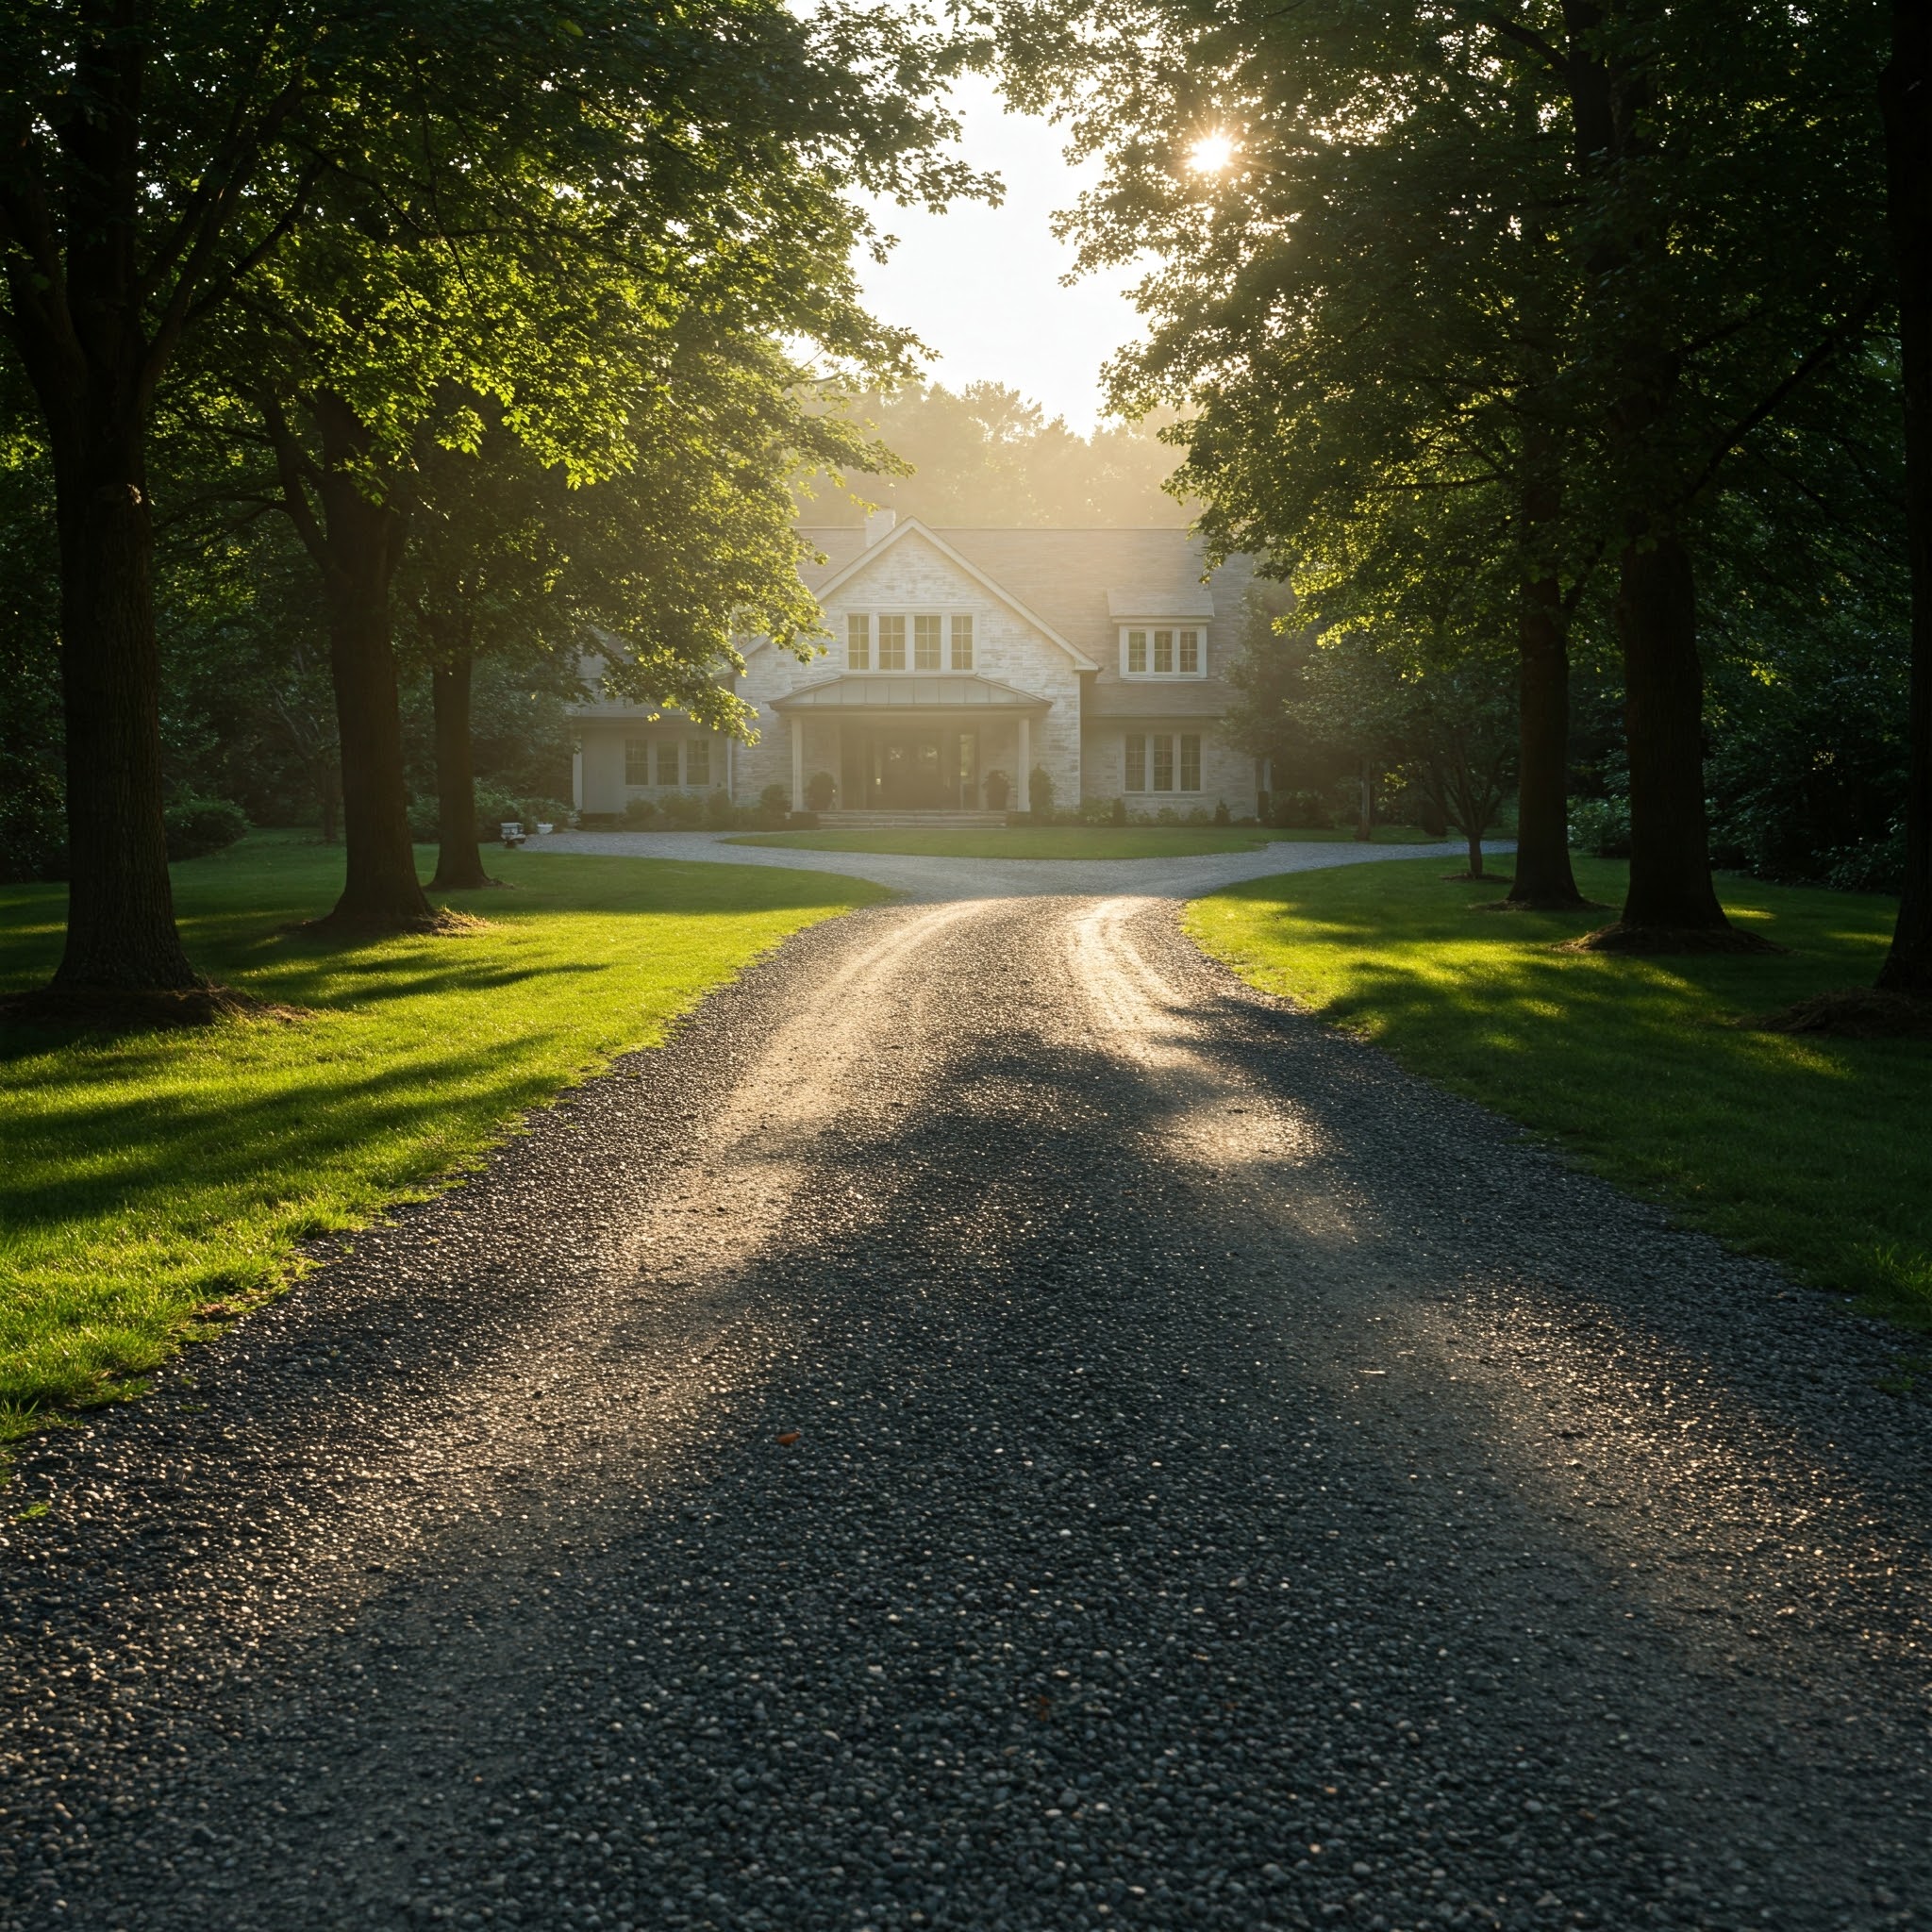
[1028,766,1055,823]
[1270,789,1330,829]
[660,791,706,828]
[1569,796,1631,858]
[475,785,524,841]
[704,789,740,829]
[1077,795,1116,825]
[518,796,575,832]
[984,769,1010,811]
[1213,800,1231,825]
[620,795,660,830]
[163,795,250,861]
[1109,795,1127,827]
[805,770,837,813]
[786,809,820,829]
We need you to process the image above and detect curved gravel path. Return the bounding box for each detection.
[3,891,1928,1932]
[533,829,1475,901]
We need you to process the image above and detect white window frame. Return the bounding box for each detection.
[1123,730,1204,795]
[1119,624,1207,680]
[685,737,711,788]
[840,609,982,674]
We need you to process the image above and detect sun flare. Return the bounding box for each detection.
[1188,131,1237,175]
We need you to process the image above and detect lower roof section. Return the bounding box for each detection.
[770,675,1052,713]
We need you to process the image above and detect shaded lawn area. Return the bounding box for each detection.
[0,833,885,1433]
[1186,856,1931,1329]
[725,824,1439,860]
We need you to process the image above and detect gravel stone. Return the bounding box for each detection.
[1,884,1927,1932]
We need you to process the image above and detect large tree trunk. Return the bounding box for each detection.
[1,25,202,994]
[1880,0,1932,995]
[47,413,201,990]
[1613,528,1732,933]
[1555,4,1736,944]
[310,393,433,934]
[318,758,341,844]
[430,651,493,891]
[1507,436,1583,907]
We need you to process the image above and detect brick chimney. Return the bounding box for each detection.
[864,508,897,547]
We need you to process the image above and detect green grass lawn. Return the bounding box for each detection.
[1186,856,1931,1329]
[724,824,1441,860]
[0,833,884,1435]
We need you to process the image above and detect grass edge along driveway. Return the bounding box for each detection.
[1186,855,1932,1334]
[0,834,886,1437]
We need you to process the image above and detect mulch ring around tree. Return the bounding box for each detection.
[1743,988,1932,1041]
[0,984,311,1032]
[289,906,494,941]
[1557,923,1789,956]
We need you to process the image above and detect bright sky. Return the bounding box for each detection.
[855,75,1143,436]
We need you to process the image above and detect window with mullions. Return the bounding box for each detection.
[847,613,871,671]
[914,614,942,671]
[877,614,907,672]
[625,740,653,786]
[686,739,711,787]
[1124,731,1203,793]
[655,741,681,787]
[1122,625,1205,678]
[950,613,974,670]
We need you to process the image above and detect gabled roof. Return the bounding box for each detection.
[807,518,1100,672]
[772,674,1051,712]
[799,526,1255,675]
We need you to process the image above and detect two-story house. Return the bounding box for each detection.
[569,513,1258,821]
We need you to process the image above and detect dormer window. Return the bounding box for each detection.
[1122,625,1204,678]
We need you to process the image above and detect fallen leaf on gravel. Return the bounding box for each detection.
[775,1431,800,1446]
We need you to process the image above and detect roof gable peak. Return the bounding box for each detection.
[811,518,1100,672]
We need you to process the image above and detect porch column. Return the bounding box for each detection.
[1017,714,1032,812]
[791,716,806,811]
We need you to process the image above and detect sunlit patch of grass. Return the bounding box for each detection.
[1187,857,1930,1329]
[0,833,884,1435]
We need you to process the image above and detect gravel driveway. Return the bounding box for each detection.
[3,889,1928,1932]
[533,828,1476,901]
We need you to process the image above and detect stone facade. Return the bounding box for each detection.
[570,518,1260,819]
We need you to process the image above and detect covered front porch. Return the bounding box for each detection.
[770,675,1053,814]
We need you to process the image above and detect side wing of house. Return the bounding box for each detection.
[569,685,736,821]
[941,530,1261,817]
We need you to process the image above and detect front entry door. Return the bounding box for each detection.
[877,733,944,810]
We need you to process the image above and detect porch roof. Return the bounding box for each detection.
[770,674,1052,713]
